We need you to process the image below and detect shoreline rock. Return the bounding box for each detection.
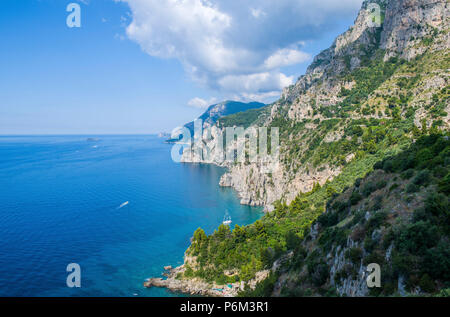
[144,252,292,297]
[144,264,244,297]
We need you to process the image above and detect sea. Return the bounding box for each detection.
[0,135,263,297]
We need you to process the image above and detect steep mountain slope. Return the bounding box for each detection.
[194,101,266,127]
[219,0,449,209]
[158,0,449,297]
[263,133,450,297]
[167,100,266,142]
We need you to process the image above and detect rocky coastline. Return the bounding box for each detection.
[145,0,450,297]
[143,251,293,297]
[144,264,271,297]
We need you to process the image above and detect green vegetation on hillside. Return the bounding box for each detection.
[175,2,450,296]
[179,48,449,291]
[270,49,449,173]
[183,133,449,297]
[217,106,271,129]
[281,133,449,297]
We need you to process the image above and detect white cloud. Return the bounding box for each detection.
[250,8,266,19]
[119,0,363,100]
[187,97,218,109]
[264,49,311,70]
[218,72,294,95]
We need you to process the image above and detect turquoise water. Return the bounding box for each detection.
[0,135,263,297]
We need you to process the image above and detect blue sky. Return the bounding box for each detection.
[0,0,363,135]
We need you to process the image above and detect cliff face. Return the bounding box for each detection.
[185,0,449,210]
[167,100,265,143]
[283,0,449,120]
[273,134,450,297]
[184,100,265,134]
[171,0,449,298]
[381,0,449,60]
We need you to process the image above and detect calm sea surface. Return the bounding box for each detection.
[0,135,262,296]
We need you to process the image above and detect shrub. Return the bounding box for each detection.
[395,221,439,255]
[406,183,419,193]
[342,263,358,280]
[311,263,330,287]
[350,191,363,205]
[332,200,348,213]
[419,274,435,293]
[319,227,347,252]
[412,207,428,223]
[352,210,366,226]
[382,160,394,172]
[184,265,194,277]
[363,250,385,266]
[290,246,307,269]
[239,272,277,297]
[424,192,448,218]
[415,148,434,168]
[362,182,377,197]
[392,251,415,276]
[376,180,387,189]
[438,172,450,194]
[285,231,303,251]
[350,225,366,242]
[422,242,450,281]
[389,183,399,191]
[334,269,346,284]
[412,169,431,186]
[345,247,363,263]
[401,169,415,180]
[436,288,450,297]
[317,212,339,228]
[374,160,383,170]
[363,236,377,253]
[373,195,383,210]
[366,211,387,233]
[261,247,275,269]
[433,165,447,178]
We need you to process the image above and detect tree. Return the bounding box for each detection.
[285,231,302,250]
[421,118,428,135]
[191,228,208,254]
[438,173,450,194]
[233,225,246,243]
[412,125,421,138]
[216,224,231,240]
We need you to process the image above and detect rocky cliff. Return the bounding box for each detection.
[181,0,449,212]
[167,100,266,143]
[164,0,450,298]
[272,133,450,297]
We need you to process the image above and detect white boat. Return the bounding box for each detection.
[223,213,232,225]
[117,201,129,209]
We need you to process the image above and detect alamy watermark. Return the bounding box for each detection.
[66,3,81,28]
[170,120,280,173]
[66,263,81,288]
[366,263,381,288]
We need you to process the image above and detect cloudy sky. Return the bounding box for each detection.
[122,0,363,102]
[0,0,363,134]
